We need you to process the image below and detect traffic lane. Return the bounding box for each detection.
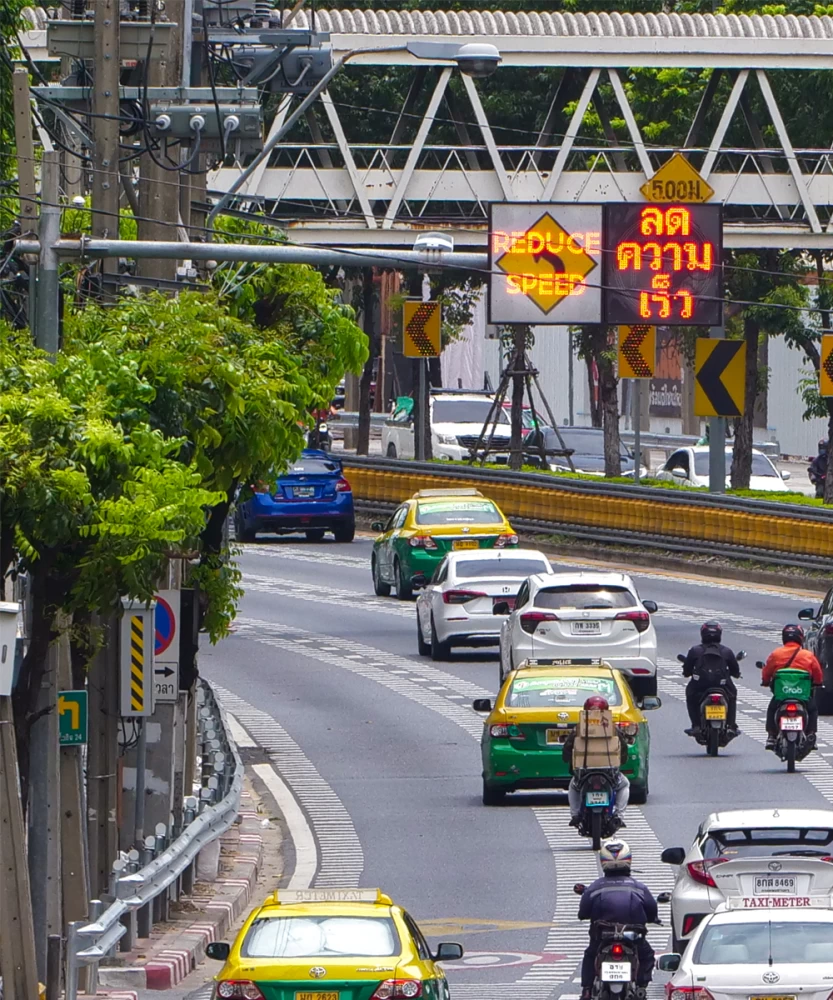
[199,627,555,979]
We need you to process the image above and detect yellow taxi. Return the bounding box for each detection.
[205,887,463,1000]
[473,658,657,806]
[370,489,518,599]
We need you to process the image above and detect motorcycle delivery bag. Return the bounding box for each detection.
[573,709,620,768]
[773,668,813,702]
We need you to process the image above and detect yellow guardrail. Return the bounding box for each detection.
[345,463,833,564]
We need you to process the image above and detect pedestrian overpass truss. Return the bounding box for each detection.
[205,9,833,248]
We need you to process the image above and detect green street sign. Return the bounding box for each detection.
[58,690,88,746]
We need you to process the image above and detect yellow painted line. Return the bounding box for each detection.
[417,918,553,935]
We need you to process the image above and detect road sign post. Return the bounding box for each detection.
[618,326,655,485]
[694,332,746,494]
[58,691,88,746]
[403,300,441,463]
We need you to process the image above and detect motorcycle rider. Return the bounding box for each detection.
[809,438,828,499]
[762,624,823,750]
[681,621,741,737]
[578,839,658,1000]
[563,695,630,829]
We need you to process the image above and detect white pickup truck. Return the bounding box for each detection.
[381,391,513,462]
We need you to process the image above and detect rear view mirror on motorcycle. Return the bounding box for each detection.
[676,653,686,663]
[573,883,586,895]
[756,660,765,669]
[736,650,746,661]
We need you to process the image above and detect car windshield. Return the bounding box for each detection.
[693,453,778,478]
[283,459,340,476]
[534,585,636,610]
[506,675,622,708]
[241,916,400,958]
[416,500,504,525]
[703,828,833,860]
[455,558,548,579]
[432,399,509,424]
[693,920,833,964]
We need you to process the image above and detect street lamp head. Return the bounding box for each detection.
[454,43,501,78]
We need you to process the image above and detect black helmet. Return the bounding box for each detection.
[701,620,722,644]
[782,624,805,646]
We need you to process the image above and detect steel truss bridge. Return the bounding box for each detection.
[201,9,833,250]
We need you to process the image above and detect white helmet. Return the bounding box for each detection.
[600,839,632,872]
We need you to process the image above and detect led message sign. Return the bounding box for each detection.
[603,203,723,327]
[488,204,603,324]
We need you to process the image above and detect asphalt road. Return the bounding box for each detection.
[200,535,832,1000]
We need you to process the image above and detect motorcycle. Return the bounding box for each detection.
[677,650,745,757]
[307,421,331,451]
[573,887,653,1000]
[809,466,826,499]
[756,662,815,772]
[575,767,622,851]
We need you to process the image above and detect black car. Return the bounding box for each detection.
[799,594,833,712]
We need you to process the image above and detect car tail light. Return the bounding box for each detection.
[682,913,704,936]
[667,989,713,1000]
[686,858,728,888]
[371,980,423,999]
[494,534,519,548]
[443,590,487,604]
[216,983,264,1000]
[409,534,438,550]
[489,723,524,740]
[824,623,833,635]
[335,477,351,492]
[520,611,558,634]
[615,610,650,633]
[617,722,639,737]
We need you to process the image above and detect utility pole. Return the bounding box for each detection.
[12,68,37,233]
[92,0,121,293]
[708,324,726,493]
[34,152,61,355]
[509,327,526,471]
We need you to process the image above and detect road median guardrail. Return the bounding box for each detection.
[341,456,833,571]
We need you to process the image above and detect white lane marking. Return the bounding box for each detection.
[244,573,414,618]
[655,602,781,642]
[252,763,318,889]
[226,713,257,748]
[244,543,369,568]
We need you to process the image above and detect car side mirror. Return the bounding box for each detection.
[205,942,230,961]
[371,521,385,532]
[472,698,492,713]
[782,470,791,481]
[412,573,428,591]
[434,942,464,962]
[798,607,817,621]
[671,468,686,478]
[657,954,681,973]
[642,600,658,613]
[573,883,586,895]
[493,601,511,616]
[661,847,685,866]
[641,696,661,711]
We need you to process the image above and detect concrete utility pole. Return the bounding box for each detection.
[92,0,121,291]
[12,68,37,232]
[709,324,727,493]
[34,152,61,355]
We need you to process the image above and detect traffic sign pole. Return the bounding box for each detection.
[709,324,726,494]
[633,379,642,485]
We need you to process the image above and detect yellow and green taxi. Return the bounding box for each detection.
[206,887,463,1000]
[371,489,518,599]
[472,658,656,807]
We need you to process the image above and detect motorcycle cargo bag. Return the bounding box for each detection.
[773,668,813,702]
[574,709,619,768]
[576,708,614,738]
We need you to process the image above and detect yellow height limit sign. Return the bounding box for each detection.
[618,325,656,379]
[403,300,441,358]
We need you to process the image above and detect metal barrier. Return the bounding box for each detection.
[64,681,242,1000]
[342,456,833,570]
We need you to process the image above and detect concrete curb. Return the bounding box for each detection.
[98,794,264,992]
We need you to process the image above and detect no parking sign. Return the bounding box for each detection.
[153,589,180,702]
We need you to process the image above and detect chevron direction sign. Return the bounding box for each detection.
[694,339,746,418]
[403,300,441,358]
[618,325,656,379]
[820,335,833,397]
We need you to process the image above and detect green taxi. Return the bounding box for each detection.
[473,659,655,806]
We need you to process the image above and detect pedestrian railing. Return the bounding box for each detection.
[64,681,242,1000]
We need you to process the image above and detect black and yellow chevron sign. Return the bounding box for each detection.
[403,300,441,358]
[130,615,145,712]
[617,325,656,379]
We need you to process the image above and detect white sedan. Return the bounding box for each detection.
[655,446,791,492]
[415,549,553,660]
[660,902,833,1000]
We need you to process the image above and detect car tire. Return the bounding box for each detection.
[395,559,414,601]
[333,520,355,543]
[431,615,450,661]
[630,779,648,805]
[372,556,391,597]
[305,529,326,542]
[417,616,430,656]
[386,443,397,458]
[234,512,256,543]
[818,684,833,715]
[482,781,505,806]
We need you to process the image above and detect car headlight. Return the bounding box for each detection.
[436,434,457,446]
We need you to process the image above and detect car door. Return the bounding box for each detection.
[809,586,833,658]
[503,579,531,673]
[380,505,409,580]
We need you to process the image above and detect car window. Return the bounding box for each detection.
[506,674,622,708]
[392,506,408,529]
[515,581,530,608]
[694,921,833,964]
[284,459,340,475]
[665,450,690,474]
[693,453,779,478]
[432,399,509,424]
[454,558,549,580]
[241,916,400,958]
[702,827,833,859]
[402,913,431,961]
[431,558,449,585]
[534,585,636,610]
[415,500,503,526]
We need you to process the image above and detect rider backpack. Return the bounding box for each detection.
[695,645,730,686]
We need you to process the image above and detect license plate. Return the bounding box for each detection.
[780,716,804,731]
[293,486,314,497]
[586,790,610,806]
[452,539,479,550]
[494,596,517,610]
[601,962,631,983]
[704,705,727,720]
[751,995,796,1000]
[755,875,797,894]
[295,993,339,1000]
[571,621,601,635]
[546,728,567,744]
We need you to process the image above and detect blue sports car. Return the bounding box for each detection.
[234,450,355,543]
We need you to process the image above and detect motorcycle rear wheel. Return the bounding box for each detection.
[591,810,603,851]
[707,726,719,757]
[786,739,797,773]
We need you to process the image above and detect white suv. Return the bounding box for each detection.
[382,391,512,462]
[497,571,658,701]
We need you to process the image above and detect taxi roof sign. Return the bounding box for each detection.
[412,488,482,499]
[265,888,391,905]
[719,895,830,911]
[517,658,605,668]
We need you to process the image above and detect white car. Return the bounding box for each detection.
[660,902,833,1000]
[415,549,553,660]
[497,571,658,701]
[655,446,791,492]
[382,391,511,462]
[661,808,833,952]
